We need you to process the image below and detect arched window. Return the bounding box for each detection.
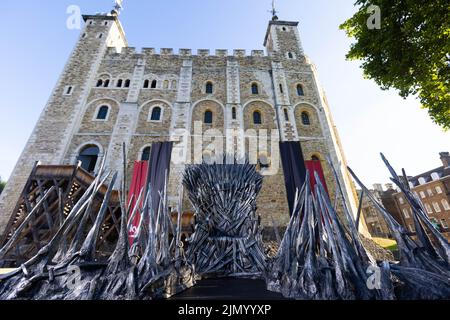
[283,108,289,121]
[151,80,157,88]
[279,84,284,93]
[150,107,162,121]
[141,147,151,161]
[171,80,177,89]
[96,105,109,120]
[124,79,131,88]
[311,155,320,161]
[77,145,100,173]
[253,111,262,125]
[116,79,123,88]
[163,80,169,89]
[206,82,213,94]
[232,107,237,120]
[297,84,305,96]
[301,112,310,125]
[204,110,213,124]
[251,83,259,95]
[288,52,294,59]
[103,79,110,88]
[96,79,103,87]
[143,79,149,88]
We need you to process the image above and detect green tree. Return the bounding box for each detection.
[340,0,450,130]
[0,177,5,195]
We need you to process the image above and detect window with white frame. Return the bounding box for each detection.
[63,85,74,96]
[418,177,426,185]
[427,189,434,197]
[435,186,443,194]
[433,202,441,213]
[148,106,163,122]
[441,199,450,211]
[419,191,426,199]
[398,197,404,204]
[441,219,449,229]
[425,203,433,214]
[403,208,410,219]
[431,172,440,181]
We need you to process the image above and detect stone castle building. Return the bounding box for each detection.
[0,6,365,237]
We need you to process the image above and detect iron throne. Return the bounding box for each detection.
[183,161,267,278]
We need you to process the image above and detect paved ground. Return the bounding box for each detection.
[171,278,287,300]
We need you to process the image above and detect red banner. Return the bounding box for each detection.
[127,161,149,244]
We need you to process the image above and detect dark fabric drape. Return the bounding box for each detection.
[279,141,307,215]
[145,142,174,215]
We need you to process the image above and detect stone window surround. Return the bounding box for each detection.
[72,141,105,175]
[203,80,215,95]
[296,83,306,96]
[92,103,112,122]
[138,144,152,161]
[63,85,74,96]
[147,105,164,123]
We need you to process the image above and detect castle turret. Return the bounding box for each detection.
[0,12,127,235]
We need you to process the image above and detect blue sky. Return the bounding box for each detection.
[0,0,448,187]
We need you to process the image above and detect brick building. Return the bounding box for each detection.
[391,152,450,241]
[357,185,391,238]
[0,5,366,237]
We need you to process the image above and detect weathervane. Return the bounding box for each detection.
[270,0,279,21]
[111,0,123,15]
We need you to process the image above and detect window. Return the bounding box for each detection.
[427,189,434,197]
[163,80,169,89]
[301,112,310,125]
[141,147,151,161]
[103,79,110,88]
[82,33,87,38]
[425,203,433,214]
[150,107,162,121]
[297,84,305,96]
[206,82,213,94]
[143,80,149,88]
[77,145,100,173]
[402,208,410,219]
[231,107,237,120]
[96,105,109,120]
[288,52,294,59]
[97,33,103,39]
[283,109,289,121]
[418,177,426,185]
[204,110,213,124]
[431,172,440,181]
[279,84,284,93]
[311,155,320,161]
[436,186,443,194]
[441,219,449,229]
[399,197,404,205]
[251,83,259,95]
[408,225,415,233]
[433,202,441,213]
[171,80,177,89]
[96,79,103,87]
[441,199,450,211]
[151,80,157,88]
[419,191,426,199]
[64,86,73,95]
[124,79,130,88]
[116,79,123,88]
[253,111,262,125]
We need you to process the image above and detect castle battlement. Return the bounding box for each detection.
[105,46,268,59]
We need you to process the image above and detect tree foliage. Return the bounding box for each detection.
[0,177,5,195]
[340,0,450,130]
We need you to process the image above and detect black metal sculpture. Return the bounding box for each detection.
[183,161,267,278]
